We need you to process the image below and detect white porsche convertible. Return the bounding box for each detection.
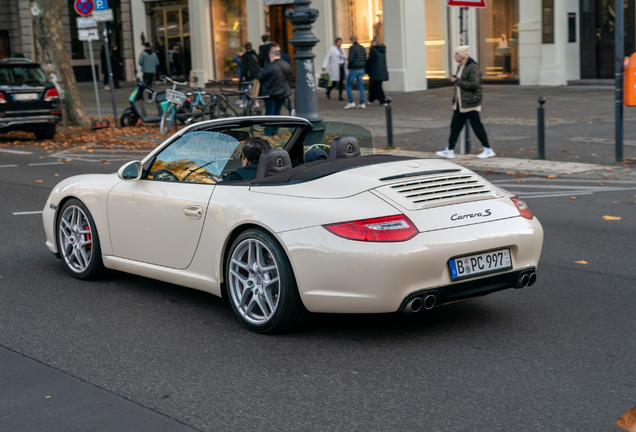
[43,116,543,333]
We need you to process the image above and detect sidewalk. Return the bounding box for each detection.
[12,81,636,179]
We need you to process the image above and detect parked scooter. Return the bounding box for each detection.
[119,79,169,127]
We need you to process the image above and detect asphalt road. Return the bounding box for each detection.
[1,147,635,431]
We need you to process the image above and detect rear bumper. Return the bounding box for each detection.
[398,267,536,311]
[279,216,543,314]
[0,114,61,129]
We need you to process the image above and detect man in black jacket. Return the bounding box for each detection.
[344,34,366,109]
[258,34,273,68]
[257,48,292,136]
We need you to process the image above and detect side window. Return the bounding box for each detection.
[146,131,240,184]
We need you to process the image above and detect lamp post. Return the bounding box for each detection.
[286,0,322,123]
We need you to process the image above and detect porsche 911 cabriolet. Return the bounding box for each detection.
[43,116,543,333]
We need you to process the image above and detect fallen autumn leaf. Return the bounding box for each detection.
[603,216,622,221]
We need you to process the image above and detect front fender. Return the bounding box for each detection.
[43,174,121,255]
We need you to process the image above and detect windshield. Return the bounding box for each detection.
[147,131,240,184]
[0,66,48,86]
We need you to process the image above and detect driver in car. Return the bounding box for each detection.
[225,137,271,181]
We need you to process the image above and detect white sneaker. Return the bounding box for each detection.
[357,103,366,109]
[477,147,496,159]
[436,147,456,159]
[344,102,356,109]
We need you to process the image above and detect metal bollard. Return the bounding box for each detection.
[385,97,393,148]
[538,97,546,160]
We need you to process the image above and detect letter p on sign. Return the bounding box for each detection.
[95,0,108,11]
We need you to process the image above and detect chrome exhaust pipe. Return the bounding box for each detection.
[528,272,537,286]
[423,294,436,310]
[403,297,423,313]
[515,273,531,289]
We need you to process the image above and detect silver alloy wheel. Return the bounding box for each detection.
[228,238,280,325]
[58,205,93,274]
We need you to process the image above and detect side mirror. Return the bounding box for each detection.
[117,160,143,181]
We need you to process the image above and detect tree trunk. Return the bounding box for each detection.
[32,0,91,127]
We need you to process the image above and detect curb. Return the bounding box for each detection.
[373,148,636,179]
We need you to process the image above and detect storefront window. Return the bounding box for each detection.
[477,0,519,81]
[211,0,247,81]
[425,0,448,79]
[148,1,191,79]
[334,0,384,48]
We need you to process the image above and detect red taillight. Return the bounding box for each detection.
[324,215,418,242]
[511,196,533,219]
[0,92,5,104]
[44,88,59,101]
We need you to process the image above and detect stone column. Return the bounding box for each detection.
[382,0,427,92]
[188,0,214,84]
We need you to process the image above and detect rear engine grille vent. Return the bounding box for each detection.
[376,173,499,210]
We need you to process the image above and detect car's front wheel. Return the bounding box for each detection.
[56,199,104,280]
[226,228,309,333]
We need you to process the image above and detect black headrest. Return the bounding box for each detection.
[328,136,360,159]
[255,149,292,179]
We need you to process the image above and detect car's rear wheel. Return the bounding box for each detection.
[56,199,104,280]
[226,228,309,333]
[34,125,56,140]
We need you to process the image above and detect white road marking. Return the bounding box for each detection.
[0,149,33,155]
[0,164,18,168]
[13,211,43,215]
[494,178,636,199]
[28,162,64,166]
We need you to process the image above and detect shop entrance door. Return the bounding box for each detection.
[150,3,191,80]
[580,0,635,79]
[268,4,296,81]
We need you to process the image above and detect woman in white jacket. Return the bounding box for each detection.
[322,37,347,100]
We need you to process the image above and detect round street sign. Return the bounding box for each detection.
[74,0,94,16]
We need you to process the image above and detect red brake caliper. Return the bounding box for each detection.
[84,225,91,252]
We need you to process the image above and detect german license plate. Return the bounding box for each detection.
[13,93,38,101]
[449,248,512,281]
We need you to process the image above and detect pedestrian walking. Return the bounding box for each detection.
[111,45,122,89]
[100,44,109,89]
[322,37,346,100]
[100,44,121,89]
[436,46,495,159]
[257,48,292,136]
[365,36,388,105]
[154,40,168,80]
[258,34,273,68]
[344,34,366,109]
[241,42,261,83]
[138,42,160,89]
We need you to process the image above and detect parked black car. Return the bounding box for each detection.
[0,58,61,139]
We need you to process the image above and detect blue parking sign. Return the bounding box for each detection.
[95,0,108,11]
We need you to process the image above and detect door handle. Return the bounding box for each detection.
[183,205,203,220]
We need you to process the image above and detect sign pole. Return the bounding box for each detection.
[102,23,119,128]
[615,0,624,163]
[87,39,102,121]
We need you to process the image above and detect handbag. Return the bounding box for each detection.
[318,73,331,89]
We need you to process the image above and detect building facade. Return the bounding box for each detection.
[0,0,634,90]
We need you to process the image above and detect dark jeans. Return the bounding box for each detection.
[448,109,490,150]
[368,80,386,104]
[264,97,284,136]
[327,64,345,97]
[142,72,155,88]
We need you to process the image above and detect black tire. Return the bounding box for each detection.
[120,113,139,127]
[34,125,56,140]
[225,228,310,334]
[56,198,104,280]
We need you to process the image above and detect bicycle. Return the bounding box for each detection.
[160,76,188,135]
[206,80,268,119]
